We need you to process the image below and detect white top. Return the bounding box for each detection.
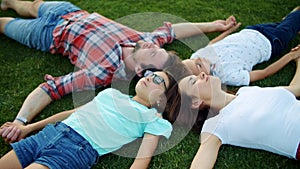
[191,29,272,86]
[63,88,172,156]
[202,86,300,159]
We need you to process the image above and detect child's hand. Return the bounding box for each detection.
[0,122,27,143]
[290,44,300,61]
[291,44,300,52]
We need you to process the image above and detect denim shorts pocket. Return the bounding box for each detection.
[72,141,98,168]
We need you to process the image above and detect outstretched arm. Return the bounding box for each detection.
[285,45,300,96]
[14,87,53,125]
[173,16,238,39]
[130,133,160,169]
[0,87,52,142]
[209,16,241,44]
[0,108,76,143]
[190,133,222,169]
[249,45,300,83]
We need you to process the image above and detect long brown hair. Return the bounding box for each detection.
[179,91,210,133]
[160,53,200,127]
[164,53,212,132]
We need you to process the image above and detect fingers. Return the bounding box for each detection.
[291,44,300,52]
[226,15,237,25]
[7,127,21,143]
[233,22,242,30]
[223,22,242,35]
[0,123,22,143]
[0,122,14,128]
[224,16,240,31]
[289,44,300,62]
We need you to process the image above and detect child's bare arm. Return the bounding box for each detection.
[130,133,160,169]
[250,46,300,83]
[209,16,241,44]
[285,55,300,97]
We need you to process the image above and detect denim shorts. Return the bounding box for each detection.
[4,1,80,51]
[11,122,98,169]
[246,10,300,58]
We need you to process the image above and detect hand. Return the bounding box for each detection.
[0,122,28,143]
[291,44,300,52]
[222,21,242,35]
[289,44,300,61]
[212,15,240,32]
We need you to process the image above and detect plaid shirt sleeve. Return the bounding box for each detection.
[40,67,115,100]
[150,22,175,47]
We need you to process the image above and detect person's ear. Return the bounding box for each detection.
[191,97,203,109]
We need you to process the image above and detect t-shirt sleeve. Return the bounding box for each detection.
[201,115,227,144]
[223,70,250,86]
[151,22,175,47]
[144,118,172,139]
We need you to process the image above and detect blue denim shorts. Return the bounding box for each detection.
[11,122,98,169]
[246,10,300,58]
[4,1,80,51]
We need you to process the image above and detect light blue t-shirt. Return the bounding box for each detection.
[63,88,172,156]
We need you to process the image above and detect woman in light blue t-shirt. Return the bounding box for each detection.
[0,63,190,169]
[178,45,300,169]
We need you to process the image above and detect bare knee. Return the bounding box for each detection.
[0,17,14,34]
[0,150,22,169]
[25,163,50,169]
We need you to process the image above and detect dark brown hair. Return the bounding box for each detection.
[130,51,206,131]
[177,91,210,133]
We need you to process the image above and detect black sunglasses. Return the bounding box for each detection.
[144,70,167,91]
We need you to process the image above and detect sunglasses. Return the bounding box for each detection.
[144,70,167,91]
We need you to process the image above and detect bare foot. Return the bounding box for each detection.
[1,0,9,10]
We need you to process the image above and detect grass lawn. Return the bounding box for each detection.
[1,0,300,168]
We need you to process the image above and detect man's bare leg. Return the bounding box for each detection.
[1,0,44,18]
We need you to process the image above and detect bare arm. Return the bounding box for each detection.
[0,108,75,143]
[284,46,300,96]
[14,87,53,124]
[250,47,300,83]
[130,133,160,169]
[25,108,75,134]
[173,16,237,39]
[0,87,52,142]
[190,133,222,169]
[209,20,241,44]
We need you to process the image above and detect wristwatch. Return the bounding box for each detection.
[15,116,28,125]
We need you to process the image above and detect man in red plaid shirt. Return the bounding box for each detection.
[0,0,236,142]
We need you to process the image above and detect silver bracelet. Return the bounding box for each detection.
[15,116,28,125]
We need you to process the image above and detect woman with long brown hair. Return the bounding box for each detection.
[178,45,300,168]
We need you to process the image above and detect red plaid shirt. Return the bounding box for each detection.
[41,10,175,100]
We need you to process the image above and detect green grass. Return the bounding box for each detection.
[1,0,300,168]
